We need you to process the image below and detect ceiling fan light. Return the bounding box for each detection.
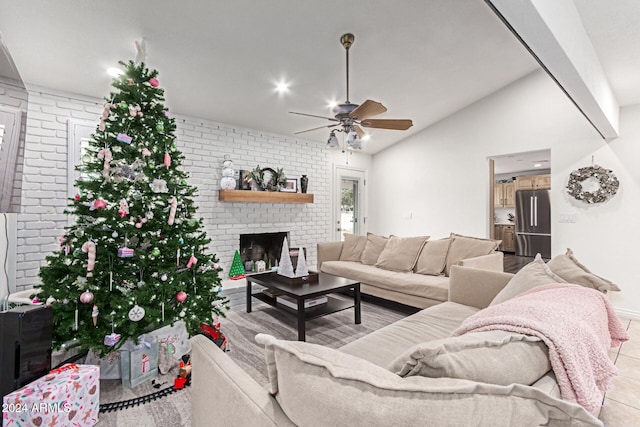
[327,132,339,149]
[345,131,362,150]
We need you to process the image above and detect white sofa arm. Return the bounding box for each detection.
[317,241,344,270]
[458,251,504,272]
[191,335,294,427]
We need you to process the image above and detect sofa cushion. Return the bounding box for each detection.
[339,233,367,262]
[490,254,566,306]
[445,233,501,276]
[547,248,620,293]
[320,261,449,303]
[340,301,479,368]
[388,330,550,386]
[360,233,389,265]
[414,238,451,275]
[255,333,601,427]
[375,235,429,272]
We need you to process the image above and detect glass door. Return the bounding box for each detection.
[334,167,366,241]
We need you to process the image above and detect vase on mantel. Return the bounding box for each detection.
[300,175,308,194]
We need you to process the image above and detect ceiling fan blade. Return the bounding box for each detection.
[294,123,339,135]
[290,111,339,122]
[349,100,387,120]
[360,119,413,130]
[353,125,365,139]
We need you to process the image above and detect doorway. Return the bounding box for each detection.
[334,167,366,241]
[488,149,551,258]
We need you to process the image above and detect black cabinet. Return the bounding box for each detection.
[0,305,52,398]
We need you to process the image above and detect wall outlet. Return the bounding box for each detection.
[559,214,577,223]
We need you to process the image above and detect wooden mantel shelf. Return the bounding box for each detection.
[218,190,314,203]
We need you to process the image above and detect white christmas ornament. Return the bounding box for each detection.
[128,304,146,321]
[277,238,295,278]
[295,247,309,277]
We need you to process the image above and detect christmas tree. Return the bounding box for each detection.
[38,56,228,356]
[229,250,246,279]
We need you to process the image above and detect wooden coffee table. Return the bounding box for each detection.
[246,272,361,341]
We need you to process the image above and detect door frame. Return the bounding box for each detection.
[333,166,367,241]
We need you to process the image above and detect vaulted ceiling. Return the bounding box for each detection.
[0,0,638,154]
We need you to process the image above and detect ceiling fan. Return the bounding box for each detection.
[290,33,413,150]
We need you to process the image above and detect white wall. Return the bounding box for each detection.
[371,70,640,318]
[14,87,371,291]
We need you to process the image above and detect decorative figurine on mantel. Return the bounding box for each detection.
[277,238,295,278]
[220,155,236,190]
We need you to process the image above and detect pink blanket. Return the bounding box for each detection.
[454,283,629,413]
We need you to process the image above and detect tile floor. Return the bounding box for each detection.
[599,318,640,425]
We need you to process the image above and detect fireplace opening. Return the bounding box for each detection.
[239,232,289,272]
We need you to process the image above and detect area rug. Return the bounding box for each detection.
[94,295,409,426]
[222,296,409,386]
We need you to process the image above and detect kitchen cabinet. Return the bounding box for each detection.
[494,224,516,253]
[494,182,515,208]
[516,174,551,190]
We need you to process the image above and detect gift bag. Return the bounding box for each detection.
[120,341,159,388]
[85,348,122,379]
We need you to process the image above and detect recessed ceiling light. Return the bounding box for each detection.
[107,67,124,77]
[533,163,543,168]
[274,80,290,94]
[327,99,338,109]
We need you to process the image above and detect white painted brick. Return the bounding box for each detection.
[16,90,335,286]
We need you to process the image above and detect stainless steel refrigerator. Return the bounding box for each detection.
[515,189,551,258]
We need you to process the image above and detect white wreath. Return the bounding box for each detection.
[566,165,619,204]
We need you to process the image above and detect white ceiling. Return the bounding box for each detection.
[0,1,638,154]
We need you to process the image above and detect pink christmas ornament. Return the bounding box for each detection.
[79,290,94,304]
[186,255,198,269]
[176,291,187,302]
[164,152,171,168]
[149,77,159,87]
[92,199,107,210]
[167,196,177,225]
[104,333,121,347]
[81,241,96,277]
[32,297,40,304]
[98,120,106,131]
[141,148,151,157]
[97,147,112,179]
[119,198,129,218]
[116,133,132,144]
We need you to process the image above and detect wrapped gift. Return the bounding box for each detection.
[120,340,159,388]
[2,363,99,426]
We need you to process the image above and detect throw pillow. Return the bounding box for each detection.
[387,330,550,386]
[253,334,601,427]
[444,233,501,276]
[490,254,566,305]
[414,238,451,275]
[339,233,367,262]
[360,233,389,265]
[375,235,430,272]
[547,248,620,293]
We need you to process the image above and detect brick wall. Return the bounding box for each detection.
[15,87,332,290]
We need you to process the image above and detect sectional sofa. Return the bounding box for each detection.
[318,232,504,308]
[191,249,624,426]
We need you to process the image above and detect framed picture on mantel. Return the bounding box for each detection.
[281,178,297,193]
